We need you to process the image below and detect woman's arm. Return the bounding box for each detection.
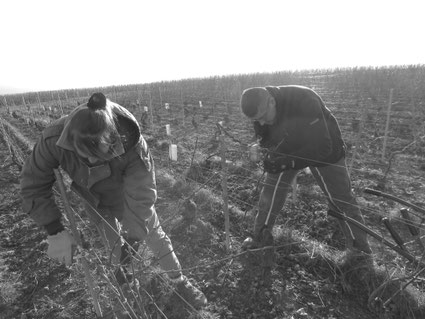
[122,140,157,222]
[20,133,63,233]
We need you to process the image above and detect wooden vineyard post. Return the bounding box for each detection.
[136,87,142,119]
[147,104,153,131]
[381,88,393,161]
[148,89,154,131]
[57,92,64,116]
[291,175,298,204]
[159,86,163,109]
[22,95,27,111]
[113,87,118,102]
[0,119,13,159]
[53,169,103,318]
[181,103,185,127]
[218,123,230,251]
[4,96,10,114]
[180,88,185,127]
[22,96,31,124]
[349,104,366,175]
[36,92,42,111]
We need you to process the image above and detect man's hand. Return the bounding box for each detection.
[47,230,76,265]
[263,154,295,174]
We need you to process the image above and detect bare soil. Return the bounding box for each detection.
[2,68,425,319]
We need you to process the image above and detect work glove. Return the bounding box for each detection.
[263,154,295,174]
[47,230,76,266]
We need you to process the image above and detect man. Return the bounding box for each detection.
[240,85,372,255]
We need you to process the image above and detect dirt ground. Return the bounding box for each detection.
[2,87,425,319]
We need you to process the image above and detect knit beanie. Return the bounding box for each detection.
[240,87,268,118]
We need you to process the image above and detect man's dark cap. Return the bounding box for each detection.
[240,87,266,118]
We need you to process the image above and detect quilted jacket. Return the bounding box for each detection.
[20,102,156,234]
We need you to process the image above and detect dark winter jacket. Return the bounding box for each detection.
[254,85,345,170]
[20,102,156,235]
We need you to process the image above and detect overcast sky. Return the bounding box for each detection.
[1,0,424,94]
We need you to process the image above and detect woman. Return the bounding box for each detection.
[20,92,207,310]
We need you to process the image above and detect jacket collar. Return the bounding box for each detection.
[56,102,140,158]
[265,86,280,100]
[265,86,287,122]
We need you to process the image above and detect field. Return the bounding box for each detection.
[2,65,425,319]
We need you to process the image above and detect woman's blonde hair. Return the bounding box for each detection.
[69,93,119,160]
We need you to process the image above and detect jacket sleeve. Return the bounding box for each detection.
[276,96,333,169]
[122,139,156,221]
[20,134,63,229]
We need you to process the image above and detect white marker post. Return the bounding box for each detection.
[169,144,178,161]
[249,144,260,162]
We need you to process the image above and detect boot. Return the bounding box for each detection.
[350,223,372,255]
[329,210,372,255]
[174,276,207,309]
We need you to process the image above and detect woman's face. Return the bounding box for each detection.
[75,137,114,164]
[75,145,106,164]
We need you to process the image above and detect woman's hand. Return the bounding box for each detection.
[47,230,76,265]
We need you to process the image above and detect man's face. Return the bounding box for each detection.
[251,95,276,125]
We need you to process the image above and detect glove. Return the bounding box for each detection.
[47,230,76,265]
[263,154,295,174]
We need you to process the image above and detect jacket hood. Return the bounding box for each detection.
[56,101,141,158]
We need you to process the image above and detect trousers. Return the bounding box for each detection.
[85,203,182,279]
[255,157,371,253]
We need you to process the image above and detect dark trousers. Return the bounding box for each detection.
[254,157,370,252]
